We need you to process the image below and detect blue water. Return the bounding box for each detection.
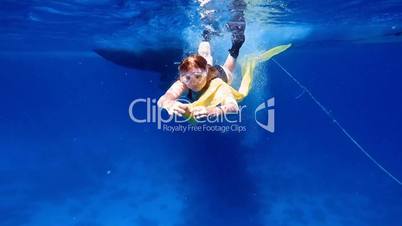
[1,1,402,226]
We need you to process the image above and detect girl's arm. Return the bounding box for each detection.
[207,85,239,116]
[157,81,188,116]
[193,98,238,119]
[190,85,239,119]
[208,96,239,116]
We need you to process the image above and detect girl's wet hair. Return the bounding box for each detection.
[178,54,218,80]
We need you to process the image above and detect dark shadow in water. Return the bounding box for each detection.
[177,132,263,226]
[93,47,182,90]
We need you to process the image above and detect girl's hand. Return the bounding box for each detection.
[192,106,223,119]
[166,101,189,117]
[191,106,209,120]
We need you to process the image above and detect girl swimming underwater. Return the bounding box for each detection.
[158,0,247,120]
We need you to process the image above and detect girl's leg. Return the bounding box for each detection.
[222,55,236,84]
[198,41,213,65]
[223,0,246,81]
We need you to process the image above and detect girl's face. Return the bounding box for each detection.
[180,67,208,92]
